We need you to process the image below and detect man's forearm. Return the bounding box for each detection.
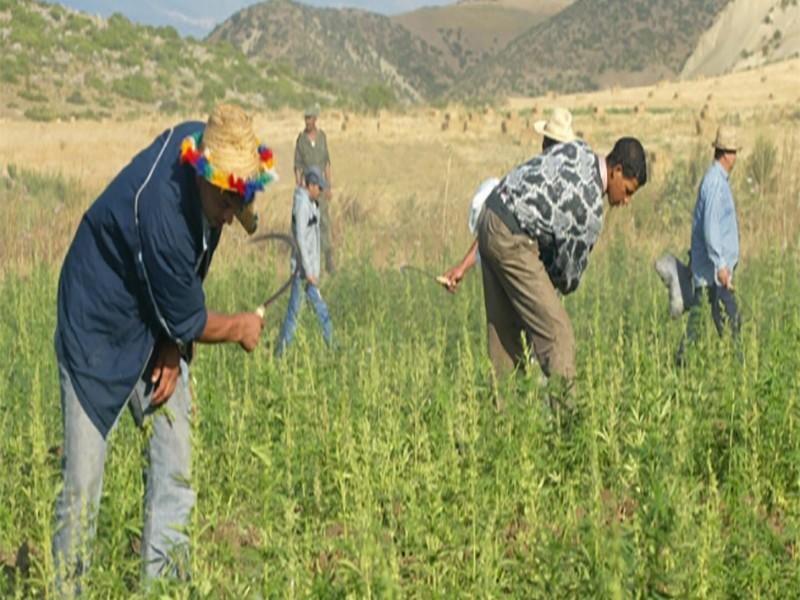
[198,311,244,345]
[461,239,479,272]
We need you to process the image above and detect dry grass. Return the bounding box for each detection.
[1,58,799,277]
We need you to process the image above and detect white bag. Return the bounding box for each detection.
[654,253,695,319]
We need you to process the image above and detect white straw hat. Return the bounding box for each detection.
[533,107,576,144]
[712,125,742,152]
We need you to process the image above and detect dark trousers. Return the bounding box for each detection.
[318,196,335,273]
[677,284,741,364]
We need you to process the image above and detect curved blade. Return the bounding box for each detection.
[400,264,451,288]
[249,231,300,313]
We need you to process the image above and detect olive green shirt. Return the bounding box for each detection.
[294,129,331,174]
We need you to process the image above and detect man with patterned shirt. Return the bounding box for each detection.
[442,107,577,292]
[476,137,648,395]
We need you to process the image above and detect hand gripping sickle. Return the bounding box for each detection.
[249,232,301,319]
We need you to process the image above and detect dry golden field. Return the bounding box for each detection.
[2,58,799,278]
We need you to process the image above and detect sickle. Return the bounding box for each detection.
[400,264,451,288]
[248,232,300,318]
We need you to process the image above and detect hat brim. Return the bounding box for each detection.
[712,142,742,151]
[533,120,574,143]
[236,204,259,235]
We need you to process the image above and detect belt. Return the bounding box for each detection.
[485,191,556,251]
[486,190,524,235]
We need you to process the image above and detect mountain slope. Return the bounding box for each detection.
[681,0,800,79]
[392,0,571,72]
[206,0,456,102]
[0,0,329,121]
[456,0,731,99]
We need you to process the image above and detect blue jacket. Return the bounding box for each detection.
[55,122,221,437]
[690,161,740,287]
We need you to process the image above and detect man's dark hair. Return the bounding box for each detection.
[607,137,648,187]
[714,148,733,161]
[542,136,560,151]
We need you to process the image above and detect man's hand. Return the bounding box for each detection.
[718,266,732,290]
[151,340,181,406]
[442,265,465,293]
[237,312,264,352]
[443,240,478,293]
[307,275,318,287]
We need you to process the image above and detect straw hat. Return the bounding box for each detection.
[533,107,576,144]
[181,103,277,234]
[712,125,741,152]
[202,104,262,181]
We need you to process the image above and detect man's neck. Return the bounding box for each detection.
[598,154,608,193]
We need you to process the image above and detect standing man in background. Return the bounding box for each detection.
[676,125,742,365]
[294,105,335,274]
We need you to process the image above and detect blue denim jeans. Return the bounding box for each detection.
[275,275,333,357]
[52,359,195,596]
[676,284,742,365]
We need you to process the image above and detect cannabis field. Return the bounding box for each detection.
[2,131,800,598]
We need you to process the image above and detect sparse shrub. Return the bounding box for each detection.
[200,80,227,109]
[66,90,86,105]
[91,12,138,51]
[8,9,53,54]
[159,98,181,114]
[118,47,145,68]
[0,56,27,84]
[23,106,59,122]
[85,75,104,91]
[18,88,48,103]
[747,135,778,197]
[71,109,111,121]
[359,84,395,113]
[112,74,154,103]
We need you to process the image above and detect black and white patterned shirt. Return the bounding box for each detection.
[497,140,604,294]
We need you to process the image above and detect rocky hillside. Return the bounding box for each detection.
[206,0,456,103]
[681,0,800,79]
[7,0,782,116]
[392,0,571,72]
[455,0,731,98]
[0,0,329,121]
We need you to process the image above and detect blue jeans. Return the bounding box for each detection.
[52,360,195,596]
[275,275,333,357]
[676,284,742,365]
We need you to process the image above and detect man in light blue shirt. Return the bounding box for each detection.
[677,125,742,364]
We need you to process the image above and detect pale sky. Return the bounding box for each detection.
[44,0,454,38]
